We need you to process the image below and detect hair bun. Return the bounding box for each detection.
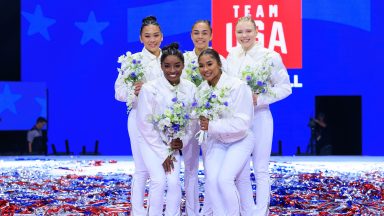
[142,16,157,24]
[162,42,179,51]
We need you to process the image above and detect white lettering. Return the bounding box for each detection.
[233,5,240,18]
[244,5,251,16]
[291,74,303,88]
[269,5,278,17]
[269,22,287,54]
[255,20,264,46]
[226,23,233,52]
[255,5,264,18]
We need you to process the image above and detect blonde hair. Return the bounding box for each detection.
[236,16,257,30]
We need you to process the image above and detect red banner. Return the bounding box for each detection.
[212,0,302,69]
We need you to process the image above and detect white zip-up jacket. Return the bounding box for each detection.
[198,73,254,144]
[227,43,292,108]
[136,76,197,162]
[114,48,162,109]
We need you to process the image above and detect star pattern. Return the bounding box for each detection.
[75,11,110,45]
[35,97,47,117]
[22,5,56,40]
[0,84,22,114]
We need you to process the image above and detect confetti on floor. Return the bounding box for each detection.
[0,156,383,215]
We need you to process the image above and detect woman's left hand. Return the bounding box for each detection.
[252,93,258,106]
[170,138,183,150]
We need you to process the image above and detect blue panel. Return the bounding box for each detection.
[20,0,384,155]
[0,82,47,130]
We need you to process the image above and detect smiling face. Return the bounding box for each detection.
[198,54,222,86]
[235,20,257,51]
[191,22,212,52]
[161,55,184,86]
[140,24,163,56]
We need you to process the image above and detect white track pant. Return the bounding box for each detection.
[128,110,150,216]
[182,138,200,216]
[139,135,182,216]
[238,107,273,216]
[203,135,254,216]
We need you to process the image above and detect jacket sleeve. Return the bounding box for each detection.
[208,83,254,143]
[257,53,292,106]
[136,85,169,162]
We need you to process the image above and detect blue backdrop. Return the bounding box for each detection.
[20,0,384,155]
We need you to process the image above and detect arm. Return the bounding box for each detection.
[257,53,292,106]
[208,83,254,143]
[136,85,169,162]
[114,71,137,103]
[27,130,37,153]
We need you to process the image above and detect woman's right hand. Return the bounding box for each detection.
[162,156,175,173]
[134,81,144,96]
[199,116,209,131]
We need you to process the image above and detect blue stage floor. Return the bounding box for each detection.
[0,156,383,215]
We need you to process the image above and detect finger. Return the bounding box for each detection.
[170,160,174,171]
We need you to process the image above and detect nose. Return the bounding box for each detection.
[200,65,207,73]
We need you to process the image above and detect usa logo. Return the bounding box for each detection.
[212,0,302,69]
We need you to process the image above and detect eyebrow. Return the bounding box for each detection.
[144,32,161,35]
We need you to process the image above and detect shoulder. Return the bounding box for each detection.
[228,46,242,55]
[183,51,194,57]
[181,79,197,90]
[142,78,160,92]
[258,47,281,60]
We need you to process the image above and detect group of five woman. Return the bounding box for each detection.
[115,15,292,216]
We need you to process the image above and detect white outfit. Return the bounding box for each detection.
[227,43,292,215]
[198,73,254,216]
[182,49,227,216]
[114,47,163,216]
[136,76,197,216]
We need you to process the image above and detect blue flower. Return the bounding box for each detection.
[261,89,266,93]
[137,60,141,64]
[223,101,229,106]
[184,114,190,119]
[209,93,217,99]
[205,102,211,109]
[172,97,178,102]
[132,59,137,64]
[192,66,197,70]
[172,124,180,132]
[192,101,198,107]
[130,72,137,78]
[257,81,264,86]
[191,60,195,64]
[246,75,252,81]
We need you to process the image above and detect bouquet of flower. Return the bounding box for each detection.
[151,96,191,158]
[241,55,275,96]
[117,51,145,112]
[191,87,230,144]
[184,55,203,86]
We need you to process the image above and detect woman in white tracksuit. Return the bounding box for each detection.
[227,16,292,216]
[114,16,163,216]
[182,20,228,216]
[136,43,196,215]
[197,48,255,216]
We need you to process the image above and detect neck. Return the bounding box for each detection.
[242,42,256,53]
[195,47,208,56]
[208,72,222,87]
[168,79,180,87]
[148,48,160,57]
